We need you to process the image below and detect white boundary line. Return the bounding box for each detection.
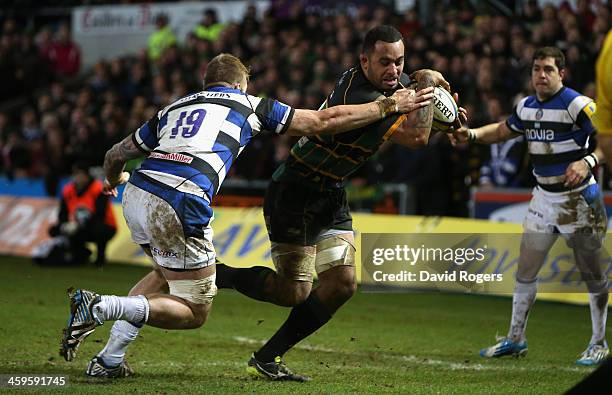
[232,336,588,373]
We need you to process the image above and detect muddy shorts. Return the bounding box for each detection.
[523,183,607,244]
[122,183,216,269]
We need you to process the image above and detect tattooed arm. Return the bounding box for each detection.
[389,72,436,148]
[102,134,145,196]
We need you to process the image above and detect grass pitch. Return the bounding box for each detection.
[0,256,601,394]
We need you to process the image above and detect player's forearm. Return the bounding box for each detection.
[320,99,396,134]
[288,99,397,136]
[469,122,511,144]
[407,73,435,146]
[103,135,143,184]
[103,145,128,185]
[594,147,605,164]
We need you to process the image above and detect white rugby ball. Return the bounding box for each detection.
[432,86,458,132]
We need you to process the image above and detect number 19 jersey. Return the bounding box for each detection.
[128,86,293,234]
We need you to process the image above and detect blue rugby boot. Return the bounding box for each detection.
[480,336,528,358]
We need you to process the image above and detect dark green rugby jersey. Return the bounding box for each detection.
[273,65,411,186]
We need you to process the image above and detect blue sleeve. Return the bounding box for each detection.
[132,115,160,153]
[576,106,596,136]
[505,106,525,134]
[255,98,295,134]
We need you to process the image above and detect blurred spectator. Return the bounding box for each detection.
[398,8,422,38]
[194,8,225,42]
[47,23,80,77]
[20,107,42,141]
[1,132,29,179]
[148,14,176,62]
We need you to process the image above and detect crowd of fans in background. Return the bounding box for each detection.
[0,0,610,216]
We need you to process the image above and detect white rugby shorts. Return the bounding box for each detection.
[523,184,607,237]
[122,183,216,269]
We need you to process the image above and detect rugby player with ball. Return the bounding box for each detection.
[215,25,467,381]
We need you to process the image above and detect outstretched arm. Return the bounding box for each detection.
[451,121,515,145]
[285,87,434,136]
[102,135,145,196]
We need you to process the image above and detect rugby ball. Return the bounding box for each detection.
[432,86,458,132]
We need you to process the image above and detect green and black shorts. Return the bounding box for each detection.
[263,181,353,246]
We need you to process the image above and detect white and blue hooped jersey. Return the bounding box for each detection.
[506,86,597,193]
[129,86,294,237]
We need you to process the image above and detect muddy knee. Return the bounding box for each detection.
[271,243,315,306]
[274,278,312,306]
[518,233,556,281]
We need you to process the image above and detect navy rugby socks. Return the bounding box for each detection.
[254,293,332,363]
[216,263,274,302]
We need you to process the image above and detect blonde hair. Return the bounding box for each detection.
[203,53,250,88]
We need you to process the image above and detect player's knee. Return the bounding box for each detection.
[315,235,356,302]
[516,257,543,281]
[189,306,210,328]
[584,277,609,294]
[334,272,357,303]
[317,266,357,307]
[276,281,311,307]
[270,243,315,306]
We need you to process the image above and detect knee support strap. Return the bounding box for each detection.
[315,235,356,275]
[167,274,217,305]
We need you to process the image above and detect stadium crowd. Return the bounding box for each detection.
[0,0,610,215]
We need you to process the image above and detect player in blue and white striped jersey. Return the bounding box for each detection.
[453,47,609,366]
[58,53,433,377]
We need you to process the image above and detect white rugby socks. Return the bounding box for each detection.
[93,295,150,325]
[588,290,609,345]
[98,320,140,367]
[508,280,537,343]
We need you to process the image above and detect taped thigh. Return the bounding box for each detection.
[167,274,217,305]
[271,243,316,282]
[315,234,356,275]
